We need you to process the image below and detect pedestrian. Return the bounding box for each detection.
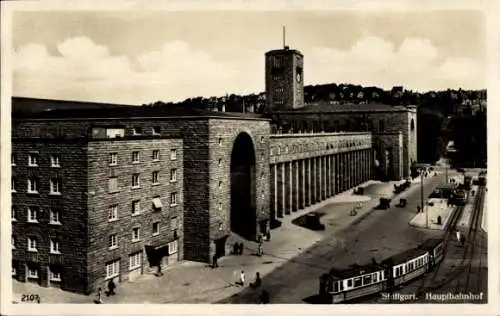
[157,263,163,276]
[456,230,461,243]
[257,243,263,257]
[96,287,103,304]
[239,242,244,255]
[417,206,421,213]
[239,270,246,286]
[252,272,262,288]
[266,230,271,242]
[257,233,263,244]
[107,279,116,296]
[212,254,218,268]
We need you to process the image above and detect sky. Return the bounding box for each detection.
[12,10,486,105]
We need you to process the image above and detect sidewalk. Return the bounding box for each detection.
[11,179,427,304]
[409,198,454,230]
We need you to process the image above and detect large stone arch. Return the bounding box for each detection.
[230,132,257,239]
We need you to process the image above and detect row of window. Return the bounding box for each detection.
[393,255,429,277]
[11,154,60,167]
[271,141,368,156]
[105,241,178,279]
[108,218,176,248]
[12,178,61,194]
[108,171,178,193]
[332,271,385,293]
[12,236,60,254]
[11,206,61,223]
[14,264,61,282]
[110,149,177,165]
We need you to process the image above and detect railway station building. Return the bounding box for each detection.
[11,45,417,294]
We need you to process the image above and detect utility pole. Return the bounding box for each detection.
[421,170,427,228]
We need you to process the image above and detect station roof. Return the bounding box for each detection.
[276,102,413,114]
[12,97,267,121]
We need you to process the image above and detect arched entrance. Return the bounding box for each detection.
[230,132,257,240]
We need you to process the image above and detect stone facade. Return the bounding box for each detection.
[265,48,304,111]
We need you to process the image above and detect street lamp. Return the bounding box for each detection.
[419,169,427,228]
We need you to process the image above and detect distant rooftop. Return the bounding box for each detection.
[265,47,303,57]
[277,102,415,113]
[12,97,267,121]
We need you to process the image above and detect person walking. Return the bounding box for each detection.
[239,270,245,286]
[96,288,103,304]
[257,243,263,257]
[252,272,262,288]
[107,279,116,296]
[456,230,461,243]
[212,254,219,268]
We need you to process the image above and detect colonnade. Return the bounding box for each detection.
[269,149,373,219]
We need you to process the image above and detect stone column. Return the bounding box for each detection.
[307,158,311,206]
[318,156,323,202]
[270,164,276,222]
[277,163,284,218]
[326,155,331,198]
[335,153,339,194]
[322,156,327,200]
[298,159,304,210]
[332,154,336,195]
[285,162,291,215]
[316,157,321,203]
[295,160,299,211]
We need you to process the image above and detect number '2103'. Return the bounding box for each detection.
[21,294,40,303]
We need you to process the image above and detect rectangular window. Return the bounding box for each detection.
[50,179,62,194]
[152,126,161,135]
[11,206,16,221]
[50,155,61,167]
[106,259,120,279]
[132,227,140,242]
[28,237,37,252]
[152,150,160,161]
[50,268,61,281]
[170,149,177,160]
[11,177,16,192]
[28,207,39,223]
[347,279,353,287]
[133,127,142,135]
[132,151,140,163]
[152,222,160,235]
[108,234,118,249]
[129,252,142,270]
[28,154,39,167]
[108,205,118,221]
[353,277,362,287]
[105,128,125,138]
[168,240,178,255]
[50,239,60,254]
[110,153,118,165]
[363,274,372,285]
[170,217,178,230]
[152,171,159,184]
[132,174,140,188]
[49,209,61,224]
[170,169,177,182]
[27,178,39,193]
[170,192,178,206]
[28,267,39,278]
[108,178,119,193]
[11,153,16,166]
[132,200,141,215]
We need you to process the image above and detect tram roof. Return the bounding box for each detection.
[417,238,443,251]
[328,263,383,280]
[382,247,428,266]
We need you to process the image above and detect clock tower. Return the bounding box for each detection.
[265,45,304,112]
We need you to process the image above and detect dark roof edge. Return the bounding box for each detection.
[13,115,271,122]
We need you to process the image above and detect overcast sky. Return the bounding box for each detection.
[12,10,486,105]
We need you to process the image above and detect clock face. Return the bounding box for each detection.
[296,73,301,83]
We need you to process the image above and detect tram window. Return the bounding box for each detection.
[339,281,344,291]
[363,274,372,285]
[334,282,339,293]
[353,277,362,287]
[372,273,378,282]
[347,279,353,287]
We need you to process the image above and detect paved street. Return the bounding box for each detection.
[219,173,448,303]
